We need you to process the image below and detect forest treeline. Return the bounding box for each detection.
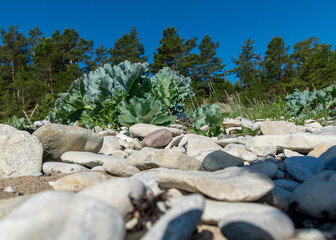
[0,25,335,121]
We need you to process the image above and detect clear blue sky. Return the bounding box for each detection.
[1,0,336,81]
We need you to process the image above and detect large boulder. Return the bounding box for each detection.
[0,124,43,178]
[33,124,103,161]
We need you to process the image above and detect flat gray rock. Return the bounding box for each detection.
[284,156,325,182]
[129,148,201,171]
[0,191,125,240]
[61,151,128,168]
[103,161,140,177]
[43,162,89,174]
[290,171,336,219]
[156,167,274,201]
[0,124,43,178]
[141,194,204,240]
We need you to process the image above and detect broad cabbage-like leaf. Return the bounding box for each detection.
[151,67,194,114]
[48,78,91,124]
[118,93,177,127]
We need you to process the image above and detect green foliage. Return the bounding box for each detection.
[228,127,259,136]
[285,82,336,119]
[186,103,228,137]
[187,103,227,129]
[80,91,126,129]
[48,60,149,125]
[118,93,177,127]
[6,115,35,131]
[151,67,194,115]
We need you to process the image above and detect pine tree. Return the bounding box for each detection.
[231,38,261,89]
[152,27,197,74]
[196,34,226,99]
[108,27,148,65]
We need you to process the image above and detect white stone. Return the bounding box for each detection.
[43,162,89,174]
[260,121,301,135]
[129,148,201,171]
[246,134,336,154]
[283,149,304,158]
[50,172,108,192]
[103,161,140,177]
[61,151,128,168]
[99,136,122,155]
[0,124,43,178]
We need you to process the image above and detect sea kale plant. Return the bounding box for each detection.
[48,61,150,127]
[285,82,336,119]
[186,103,228,137]
[150,67,194,115]
[118,93,177,127]
[47,61,195,128]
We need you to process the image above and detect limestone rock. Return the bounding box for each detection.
[246,134,336,154]
[33,123,103,161]
[43,162,89,174]
[0,124,43,178]
[99,136,122,155]
[103,161,140,177]
[50,172,108,192]
[130,148,201,171]
[308,144,335,158]
[61,151,128,168]
[156,167,274,201]
[260,120,301,135]
[129,123,181,138]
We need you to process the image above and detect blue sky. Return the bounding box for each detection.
[1,0,336,81]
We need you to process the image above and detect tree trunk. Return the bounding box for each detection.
[49,63,54,95]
